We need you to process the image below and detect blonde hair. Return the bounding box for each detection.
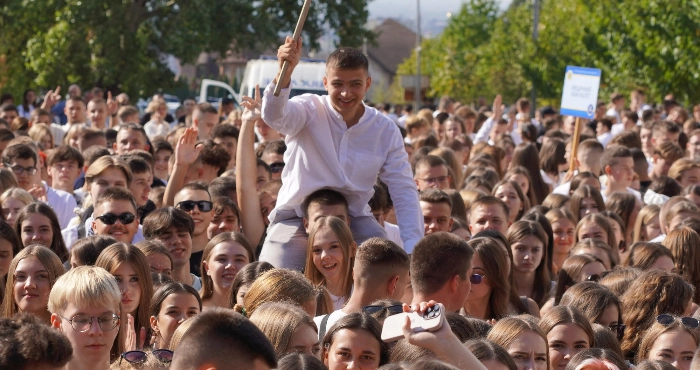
[0,187,34,211]
[168,317,196,351]
[304,216,354,303]
[248,302,318,359]
[668,158,700,183]
[63,124,86,146]
[633,205,661,243]
[0,168,19,193]
[135,240,173,269]
[28,124,53,150]
[85,155,133,187]
[487,315,549,369]
[2,245,65,318]
[636,320,700,365]
[199,232,255,300]
[241,269,316,317]
[664,200,699,232]
[48,265,125,361]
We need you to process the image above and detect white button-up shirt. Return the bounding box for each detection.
[261,83,423,252]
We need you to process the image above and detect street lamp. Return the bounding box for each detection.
[415,0,422,112]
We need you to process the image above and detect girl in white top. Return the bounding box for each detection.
[144,100,171,140]
[304,216,355,311]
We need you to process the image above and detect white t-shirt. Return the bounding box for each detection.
[383,221,404,251]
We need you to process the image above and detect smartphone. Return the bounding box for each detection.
[381,303,444,342]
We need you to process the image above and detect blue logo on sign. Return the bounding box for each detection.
[587,104,594,117]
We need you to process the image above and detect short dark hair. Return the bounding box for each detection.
[171,308,277,369]
[94,187,138,214]
[0,128,14,142]
[180,182,211,198]
[82,145,111,167]
[419,188,453,209]
[209,176,236,199]
[151,138,173,154]
[301,188,349,219]
[601,145,632,169]
[78,128,106,143]
[256,158,271,178]
[127,149,155,168]
[212,197,241,220]
[0,104,17,113]
[411,232,474,295]
[47,145,85,168]
[326,48,369,72]
[354,237,410,286]
[194,103,218,116]
[70,235,118,265]
[211,124,239,140]
[121,154,151,175]
[598,118,613,131]
[0,313,73,368]
[470,196,510,220]
[200,141,231,176]
[143,207,195,238]
[262,139,286,156]
[414,155,447,174]
[2,143,36,165]
[369,182,389,212]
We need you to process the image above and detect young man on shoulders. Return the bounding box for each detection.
[257,37,422,270]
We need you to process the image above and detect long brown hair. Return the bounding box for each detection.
[575,213,619,261]
[95,242,154,347]
[241,269,316,317]
[199,232,255,301]
[492,179,530,222]
[553,254,605,305]
[632,205,661,243]
[662,226,700,302]
[249,302,317,359]
[14,203,69,261]
[487,315,549,369]
[636,320,700,365]
[539,306,595,347]
[467,238,510,320]
[511,144,549,204]
[505,166,539,207]
[304,216,354,303]
[506,220,551,307]
[559,282,622,326]
[620,270,694,359]
[569,185,605,222]
[624,242,673,271]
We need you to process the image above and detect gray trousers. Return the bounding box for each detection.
[259,209,388,271]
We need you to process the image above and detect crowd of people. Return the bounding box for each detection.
[1,36,700,370]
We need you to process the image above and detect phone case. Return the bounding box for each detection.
[380,303,444,342]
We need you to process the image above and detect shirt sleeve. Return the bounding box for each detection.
[261,83,310,137]
[473,117,494,144]
[379,127,423,253]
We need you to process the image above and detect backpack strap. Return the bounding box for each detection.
[319,314,331,339]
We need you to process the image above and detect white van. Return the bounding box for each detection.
[199,56,327,105]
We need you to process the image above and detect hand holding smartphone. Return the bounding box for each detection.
[381,303,445,342]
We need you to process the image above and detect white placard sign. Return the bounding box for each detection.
[560,66,602,119]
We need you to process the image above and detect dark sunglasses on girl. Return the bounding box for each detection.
[608,323,625,340]
[657,314,700,329]
[120,349,174,364]
[362,304,404,316]
[176,200,213,212]
[96,212,136,225]
[470,273,485,285]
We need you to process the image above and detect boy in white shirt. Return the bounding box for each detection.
[257,37,422,270]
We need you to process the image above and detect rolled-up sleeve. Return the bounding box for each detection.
[261,83,310,138]
[379,129,423,253]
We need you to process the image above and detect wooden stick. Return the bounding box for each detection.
[274,0,313,97]
[569,117,582,172]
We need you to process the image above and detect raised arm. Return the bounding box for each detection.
[236,86,267,246]
[473,94,502,144]
[163,127,202,207]
[261,36,309,137]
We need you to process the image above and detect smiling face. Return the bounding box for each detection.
[312,226,347,285]
[547,323,590,370]
[53,303,120,367]
[130,171,152,207]
[647,329,697,370]
[511,235,544,275]
[324,328,381,370]
[174,189,212,237]
[20,213,53,248]
[505,330,548,370]
[207,207,240,239]
[13,255,51,316]
[323,67,371,125]
[92,200,139,243]
[150,292,200,349]
[203,241,251,296]
[111,262,141,316]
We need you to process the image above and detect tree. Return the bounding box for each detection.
[0,0,373,98]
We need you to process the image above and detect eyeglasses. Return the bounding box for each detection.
[470,273,485,285]
[657,314,700,329]
[362,304,404,316]
[120,349,174,364]
[585,274,602,282]
[5,164,37,176]
[269,162,285,173]
[96,212,136,225]
[176,200,213,212]
[417,176,449,185]
[58,313,120,332]
[608,324,626,340]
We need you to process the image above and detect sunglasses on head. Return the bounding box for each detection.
[176,200,213,212]
[269,162,285,173]
[470,273,485,285]
[657,314,700,329]
[362,304,404,316]
[96,212,136,225]
[120,349,173,364]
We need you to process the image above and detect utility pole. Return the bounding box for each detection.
[415,0,422,112]
[531,0,540,118]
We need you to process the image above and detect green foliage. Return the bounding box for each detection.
[0,0,373,99]
[399,0,700,106]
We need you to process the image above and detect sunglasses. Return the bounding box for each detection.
[120,349,174,364]
[362,304,404,316]
[657,314,700,329]
[470,273,485,285]
[269,162,285,173]
[96,212,136,225]
[608,323,626,340]
[176,200,213,212]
